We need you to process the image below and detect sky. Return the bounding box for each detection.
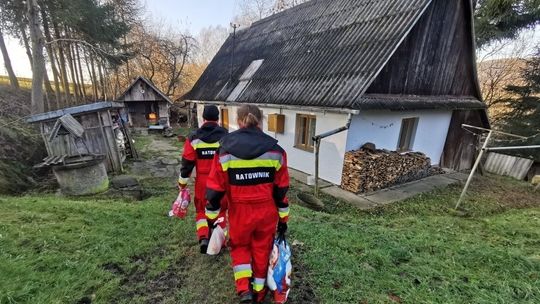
[1,1,539,78]
[144,0,238,34]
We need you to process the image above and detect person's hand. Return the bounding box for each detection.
[277,222,287,235]
[178,177,188,189]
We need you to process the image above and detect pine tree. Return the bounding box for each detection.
[497,49,540,160]
[475,0,540,47]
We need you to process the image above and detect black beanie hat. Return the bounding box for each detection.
[203,105,219,121]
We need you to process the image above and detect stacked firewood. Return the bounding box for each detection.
[341,145,433,194]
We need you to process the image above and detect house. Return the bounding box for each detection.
[185,0,489,185]
[27,101,136,173]
[117,76,172,129]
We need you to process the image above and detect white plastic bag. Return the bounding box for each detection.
[206,218,226,255]
[267,234,292,303]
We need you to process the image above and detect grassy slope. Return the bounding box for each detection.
[0,172,538,303]
[292,176,540,303]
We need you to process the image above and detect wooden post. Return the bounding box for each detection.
[96,111,116,172]
[455,130,493,209]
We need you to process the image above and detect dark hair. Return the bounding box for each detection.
[237,105,263,128]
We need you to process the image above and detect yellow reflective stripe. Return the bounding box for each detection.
[279,207,289,219]
[252,278,265,292]
[234,270,253,280]
[253,283,265,292]
[205,209,220,220]
[196,220,208,230]
[193,142,220,150]
[221,159,281,171]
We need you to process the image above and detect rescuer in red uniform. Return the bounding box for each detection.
[205,105,290,303]
[179,105,228,253]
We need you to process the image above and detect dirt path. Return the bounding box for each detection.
[118,135,319,303]
[128,136,182,179]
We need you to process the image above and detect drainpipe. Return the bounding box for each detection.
[312,113,355,197]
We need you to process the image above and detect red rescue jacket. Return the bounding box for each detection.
[180,122,228,180]
[205,127,290,223]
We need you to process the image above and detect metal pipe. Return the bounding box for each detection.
[462,124,527,139]
[455,130,493,210]
[186,100,361,115]
[312,114,354,197]
[485,145,540,151]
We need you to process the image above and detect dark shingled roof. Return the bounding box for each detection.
[27,101,125,123]
[187,0,482,110]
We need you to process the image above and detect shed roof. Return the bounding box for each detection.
[117,76,173,104]
[26,101,125,123]
[187,0,484,111]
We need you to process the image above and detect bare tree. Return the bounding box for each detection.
[234,0,309,27]
[477,34,535,122]
[195,25,229,65]
[0,28,19,88]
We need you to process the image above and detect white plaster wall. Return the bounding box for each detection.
[345,110,453,165]
[196,104,350,184]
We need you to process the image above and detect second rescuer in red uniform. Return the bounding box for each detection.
[179,105,228,253]
[205,105,290,303]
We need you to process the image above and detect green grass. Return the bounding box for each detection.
[0,173,538,303]
[292,179,540,303]
[0,76,92,93]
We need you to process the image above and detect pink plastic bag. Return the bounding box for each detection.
[169,188,190,218]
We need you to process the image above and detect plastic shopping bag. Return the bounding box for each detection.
[168,188,190,218]
[207,217,226,255]
[267,233,292,303]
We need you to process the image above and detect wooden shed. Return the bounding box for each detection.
[27,101,134,173]
[117,76,173,129]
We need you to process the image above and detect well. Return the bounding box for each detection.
[52,155,109,196]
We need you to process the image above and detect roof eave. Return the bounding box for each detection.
[185,100,360,115]
[26,101,125,123]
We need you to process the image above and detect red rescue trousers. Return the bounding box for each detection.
[194,174,226,240]
[229,199,278,296]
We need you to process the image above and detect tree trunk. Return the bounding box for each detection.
[70,42,83,99]
[41,7,61,108]
[87,54,99,99]
[75,45,87,99]
[43,68,54,94]
[0,29,19,89]
[64,28,80,103]
[19,24,33,69]
[27,0,45,114]
[114,68,120,98]
[98,61,106,99]
[53,21,71,105]
[43,72,53,111]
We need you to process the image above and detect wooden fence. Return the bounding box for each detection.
[484,152,534,180]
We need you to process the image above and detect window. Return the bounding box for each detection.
[295,114,316,152]
[397,117,419,152]
[221,108,229,130]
